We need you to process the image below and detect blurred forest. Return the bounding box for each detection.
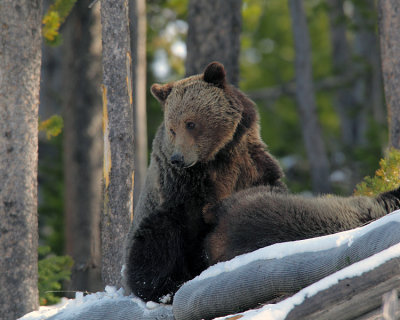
[37,0,390,304]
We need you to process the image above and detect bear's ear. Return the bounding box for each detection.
[203,62,226,88]
[151,83,173,103]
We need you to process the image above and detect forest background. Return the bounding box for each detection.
[4,0,399,314]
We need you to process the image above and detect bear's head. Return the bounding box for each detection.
[151,62,255,168]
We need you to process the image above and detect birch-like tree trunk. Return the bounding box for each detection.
[129,0,147,206]
[185,0,242,86]
[101,0,134,287]
[288,0,331,194]
[63,0,103,293]
[0,0,42,318]
[378,0,400,150]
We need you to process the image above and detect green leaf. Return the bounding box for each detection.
[39,115,64,140]
[355,148,400,196]
[42,0,78,46]
[38,246,73,305]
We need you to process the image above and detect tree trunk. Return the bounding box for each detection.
[0,0,42,318]
[129,0,148,206]
[63,0,103,293]
[185,0,242,86]
[378,0,400,150]
[327,0,358,147]
[352,0,384,146]
[101,0,134,287]
[353,0,385,127]
[288,0,331,194]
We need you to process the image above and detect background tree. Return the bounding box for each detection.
[326,0,385,188]
[327,0,357,147]
[185,0,242,85]
[130,0,148,205]
[288,0,331,194]
[62,0,103,293]
[101,0,134,287]
[0,0,42,317]
[378,0,400,150]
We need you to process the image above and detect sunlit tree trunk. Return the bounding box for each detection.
[63,0,103,293]
[129,0,148,206]
[288,0,331,194]
[0,0,42,318]
[101,0,134,287]
[185,0,242,86]
[378,0,400,150]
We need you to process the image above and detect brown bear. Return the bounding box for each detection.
[205,185,400,265]
[124,62,287,302]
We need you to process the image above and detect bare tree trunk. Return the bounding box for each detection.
[327,0,357,146]
[354,0,385,127]
[288,0,331,194]
[63,0,103,293]
[101,0,134,287]
[129,0,147,206]
[185,0,242,86]
[352,0,384,146]
[378,0,400,150]
[0,0,42,318]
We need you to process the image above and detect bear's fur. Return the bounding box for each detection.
[205,185,400,265]
[124,62,286,302]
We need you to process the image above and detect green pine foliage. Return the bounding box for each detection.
[42,0,78,46]
[38,246,73,305]
[355,148,400,196]
[39,115,64,140]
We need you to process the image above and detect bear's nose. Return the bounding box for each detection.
[170,153,184,167]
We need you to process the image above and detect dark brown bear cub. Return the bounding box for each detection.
[124,62,286,302]
[205,185,400,265]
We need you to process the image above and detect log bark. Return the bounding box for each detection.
[101,0,134,287]
[378,0,400,150]
[185,0,242,86]
[129,0,148,206]
[0,0,42,317]
[63,0,103,293]
[285,257,400,320]
[288,0,331,194]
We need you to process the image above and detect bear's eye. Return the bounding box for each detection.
[186,122,196,130]
[170,128,176,136]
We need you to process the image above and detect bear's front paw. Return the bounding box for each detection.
[127,208,189,302]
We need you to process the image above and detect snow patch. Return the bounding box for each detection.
[18,286,172,320]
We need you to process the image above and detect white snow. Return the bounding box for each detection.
[18,286,171,320]
[193,210,400,282]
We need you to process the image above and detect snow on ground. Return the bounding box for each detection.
[18,286,170,320]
